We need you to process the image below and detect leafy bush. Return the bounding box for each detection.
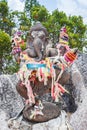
[0,30,11,58]
[0,30,14,73]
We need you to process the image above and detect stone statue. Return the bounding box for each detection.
[16,48,78,122]
[24,22,49,62]
[11,31,25,64]
[10,23,78,123]
[46,26,70,57]
[11,36,22,64]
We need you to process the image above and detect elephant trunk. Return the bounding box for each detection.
[33,37,43,62]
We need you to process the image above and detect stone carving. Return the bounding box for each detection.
[46,26,70,57]
[23,102,60,122]
[11,32,23,64]
[9,24,78,127]
[24,22,49,62]
[11,38,21,63]
[16,48,78,122]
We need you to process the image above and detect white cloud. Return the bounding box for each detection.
[56,0,87,24]
[57,0,77,15]
[8,0,24,12]
[78,0,87,7]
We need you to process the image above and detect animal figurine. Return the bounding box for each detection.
[25,22,49,62]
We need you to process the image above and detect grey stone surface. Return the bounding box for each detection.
[0,110,10,130]
[0,74,24,129]
[75,53,87,87]
[70,53,87,130]
[8,111,73,130]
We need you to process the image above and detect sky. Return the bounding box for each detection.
[7,0,87,24]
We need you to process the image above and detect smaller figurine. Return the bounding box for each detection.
[56,26,70,56]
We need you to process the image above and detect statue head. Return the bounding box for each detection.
[29,21,48,39]
[60,26,67,33]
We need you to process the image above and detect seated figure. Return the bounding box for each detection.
[46,26,70,57]
[59,26,69,44]
[11,36,22,63]
[56,26,70,56]
[24,22,49,62]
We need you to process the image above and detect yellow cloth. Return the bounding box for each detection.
[59,39,69,45]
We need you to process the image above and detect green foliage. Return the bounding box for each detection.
[0,0,16,34]
[19,12,31,31]
[0,30,20,74]
[24,0,39,19]
[31,5,49,22]
[0,30,11,58]
[43,9,68,44]
[3,57,20,74]
[43,9,86,50]
[68,15,86,50]
[0,0,8,17]
[0,30,11,72]
[0,0,9,31]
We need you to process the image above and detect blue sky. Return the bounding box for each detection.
[8,0,87,24]
[38,0,58,13]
